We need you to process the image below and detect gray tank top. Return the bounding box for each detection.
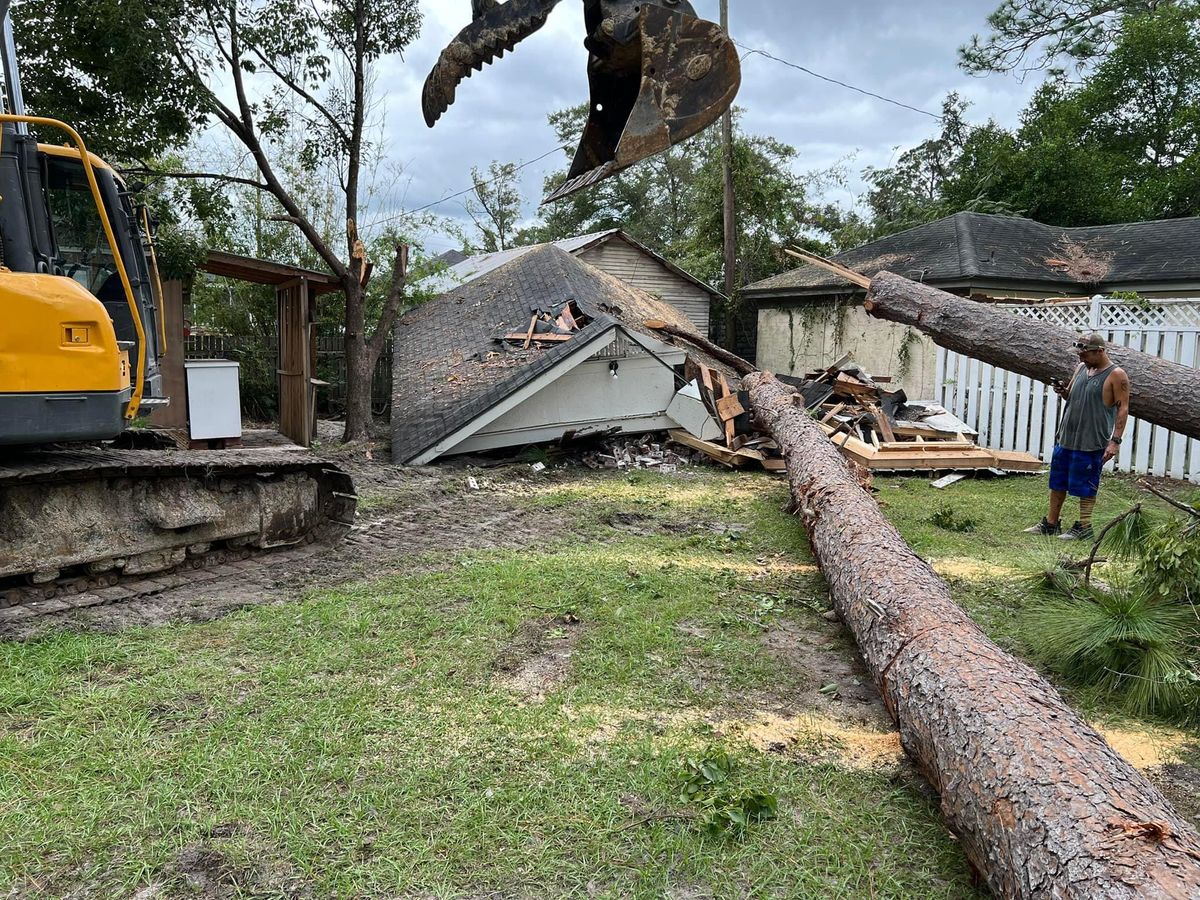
[1057,364,1118,452]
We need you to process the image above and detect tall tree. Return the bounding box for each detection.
[871,3,1200,230]
[464,162,522,252]
[136,0,424,443]
[958,0,1178,76]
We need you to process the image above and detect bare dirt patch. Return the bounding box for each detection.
[493,614,585,701]
[2,460,578,640]
[760,618,891,727]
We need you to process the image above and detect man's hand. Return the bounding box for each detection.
[1104,440,1120,464]
[1052,380,1071,401]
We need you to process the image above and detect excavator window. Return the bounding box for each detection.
[43,155,119,294]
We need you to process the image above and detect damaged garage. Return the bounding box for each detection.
[391,244,711,464]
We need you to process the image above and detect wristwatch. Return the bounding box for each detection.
[1111,436,1123,445]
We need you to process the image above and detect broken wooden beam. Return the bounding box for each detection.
[865,271,1200,442]
[644,321,756,376]
[744,370,1200,898]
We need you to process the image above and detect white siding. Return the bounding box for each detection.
[579,240,712,335]
[447,350,684,456]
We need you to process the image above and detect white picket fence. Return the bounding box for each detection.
[935,296,1200,483]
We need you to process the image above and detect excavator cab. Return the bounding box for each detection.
[0,0,164,445]
[423,0,740,203]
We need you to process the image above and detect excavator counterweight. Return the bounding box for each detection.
[423,0,741,204]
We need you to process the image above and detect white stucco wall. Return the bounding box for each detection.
[447,349,685,456]
[756,302,940,400]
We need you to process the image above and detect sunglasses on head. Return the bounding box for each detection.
[1074,342,1101,351]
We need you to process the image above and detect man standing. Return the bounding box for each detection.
[1025,333,1131,540]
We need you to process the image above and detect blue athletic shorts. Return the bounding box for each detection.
[1048,445,1105,498]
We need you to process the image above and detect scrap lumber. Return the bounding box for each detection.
[864,271,1200,442]
[668,429,750,467]
[745,371,1200,899]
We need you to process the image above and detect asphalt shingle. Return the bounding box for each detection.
[745,212,1200,297]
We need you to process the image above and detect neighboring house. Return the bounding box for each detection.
[392,245,705,465]
[744,213,1200,398]
[424,230,723,336]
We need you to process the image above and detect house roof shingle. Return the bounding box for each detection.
[423,229,725,301]
[392,244,699,464]
[744,213,1200,297]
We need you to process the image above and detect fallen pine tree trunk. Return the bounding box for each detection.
[865,271,1200,441]
[745,369,1200,899]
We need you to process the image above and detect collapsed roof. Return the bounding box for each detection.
[391,244,705,464]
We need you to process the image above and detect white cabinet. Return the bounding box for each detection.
[185,360,242,440]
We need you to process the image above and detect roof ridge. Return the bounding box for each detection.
[954,211,979,277]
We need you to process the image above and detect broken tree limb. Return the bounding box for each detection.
[865,271,1200,441]
[643,320,756,376]
[744,369,1200,899]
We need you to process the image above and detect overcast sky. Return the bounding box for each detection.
[370,0,1044,253]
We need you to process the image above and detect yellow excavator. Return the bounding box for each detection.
[0,5,355,598]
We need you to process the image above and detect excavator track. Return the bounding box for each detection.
[0,448,357,612]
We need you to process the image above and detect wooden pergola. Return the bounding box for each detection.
[157,251,342,447]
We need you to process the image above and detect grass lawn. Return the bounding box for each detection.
[0,464,1193,898]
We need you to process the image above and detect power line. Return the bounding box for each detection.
[376,144,569,227]
[735,42,944,122]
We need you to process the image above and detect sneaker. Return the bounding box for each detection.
[1058,521,1095,541]
[1023,517,1062,536]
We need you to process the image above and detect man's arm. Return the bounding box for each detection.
[1105,368,1131,463]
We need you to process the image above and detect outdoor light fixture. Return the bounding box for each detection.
[609,361,620,380]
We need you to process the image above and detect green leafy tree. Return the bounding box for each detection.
[871,4,1200,231]
[13,0,205,160]
[958,0,1178,76]
[131,0,426,443]
[519,106,839,288]
[465,162,522,252]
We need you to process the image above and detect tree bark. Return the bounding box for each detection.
[865,271,1200,441]
[745,369,1200,899]
[342,279,372,443]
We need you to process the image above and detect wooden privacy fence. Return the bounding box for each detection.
[185,333,393,417]
[936,296,1200,482]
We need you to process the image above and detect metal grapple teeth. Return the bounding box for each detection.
[543,1,741,204]
[422,0,564,128]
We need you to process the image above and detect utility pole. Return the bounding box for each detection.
[720,0,738,349]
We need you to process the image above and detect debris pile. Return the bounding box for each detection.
[580,436,692,472]
[666,355,1042,474]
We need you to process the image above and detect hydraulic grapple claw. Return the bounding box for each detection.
[422,0,741,204]
[545,0,741,203]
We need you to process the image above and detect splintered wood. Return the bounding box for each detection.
[665,354,1041,476]
[501,300,591,345]
[795,361,1041,474]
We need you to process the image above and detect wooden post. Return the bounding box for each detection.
[719,0,738,347]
